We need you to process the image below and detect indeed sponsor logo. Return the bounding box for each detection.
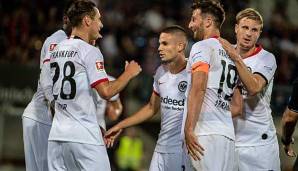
[160,96,185,106]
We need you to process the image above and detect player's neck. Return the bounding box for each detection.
[167,55,187,74]
[71,28,91,43]
[203,29,220,40]
[237,45,256,58]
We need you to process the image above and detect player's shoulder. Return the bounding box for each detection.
[67,38,102,58]
[154,65,167,78]
[191,38,217,50]
[156,65,167,74]
[258,47,276,65]
[260,48,275,58]
[46,30,67,43]
[43,30,67,51]
[80,40,102,54]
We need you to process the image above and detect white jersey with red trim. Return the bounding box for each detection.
[153,65,188,153]
[185,38,238,140]
[46,37,108,145]
[233,46,277,146]
[92,75,119,130]
[23,30,67,125]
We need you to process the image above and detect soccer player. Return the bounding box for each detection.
[184,1,239,170]
[22,2,72,170]
[105,25,193,171]
[281,77,298,170]
[219,8,280,170]
[40,0,141,170]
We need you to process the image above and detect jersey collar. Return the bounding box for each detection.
[69,35,83,40]
[246,44,263,58]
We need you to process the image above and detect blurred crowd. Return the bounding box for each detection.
[1,0,298,101]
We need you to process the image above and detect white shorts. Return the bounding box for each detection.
[190,135,235,171]
[48,141,111,171]
[149,149,194,171]
[22,117,51,171]
[235,141,280,171]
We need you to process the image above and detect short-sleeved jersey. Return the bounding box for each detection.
[46,37,108,145]
[92,75,119,130]
[233,46,277,146]
[184,38,238,140]
[153,65,188,153]
[23,30,67,125]
[288,77,298,112]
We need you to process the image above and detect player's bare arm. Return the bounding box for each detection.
[106,99,123,121]
[219,38,266,95]
[281,107,298,157]
[105,92,160,147]
[230,87,243,118]
[95,60,141,100]
[184,71,206,161]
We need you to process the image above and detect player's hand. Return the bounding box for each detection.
[104,125,123,148]
[284,144,296,157]
[218,38,240,61]
[124,60,142,79]
[184,129,204,161]
[283,139,296,157]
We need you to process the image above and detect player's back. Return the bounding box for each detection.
[233,47,277,146]
[23,30,67,125]
[186,37,238,140]
[48,37,107,145]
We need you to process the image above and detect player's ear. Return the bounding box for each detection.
[84,15,92,26]
[178,42,186,52]
[204,16,212,28]
[235,24,239,34]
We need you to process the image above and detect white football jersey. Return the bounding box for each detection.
[153,65,188,153]
[45,37,108,145]
[233,46,277,146]
[92,75,119,130]
[184,38,238,140]
[23,30,67,125]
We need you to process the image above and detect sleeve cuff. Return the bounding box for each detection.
[91,78,109,88]
[253,72,268,85]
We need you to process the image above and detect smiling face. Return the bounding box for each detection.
[188,9,205,41]
[235,17,262,50]
[158,33,181,64]
[89,7,103,40]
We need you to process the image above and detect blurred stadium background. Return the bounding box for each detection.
[0,0,298,170]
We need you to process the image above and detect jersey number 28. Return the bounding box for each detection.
[51,61,76,100]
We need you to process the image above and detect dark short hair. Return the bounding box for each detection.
[191,0,225,29]
[66,0,97,27]
[161,25,187,40]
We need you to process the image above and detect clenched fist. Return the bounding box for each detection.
[124,60,142,79]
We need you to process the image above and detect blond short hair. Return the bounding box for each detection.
[236,8,263,29]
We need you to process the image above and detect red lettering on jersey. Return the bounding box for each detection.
[49,44,57,51]
[96,61,104,71]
